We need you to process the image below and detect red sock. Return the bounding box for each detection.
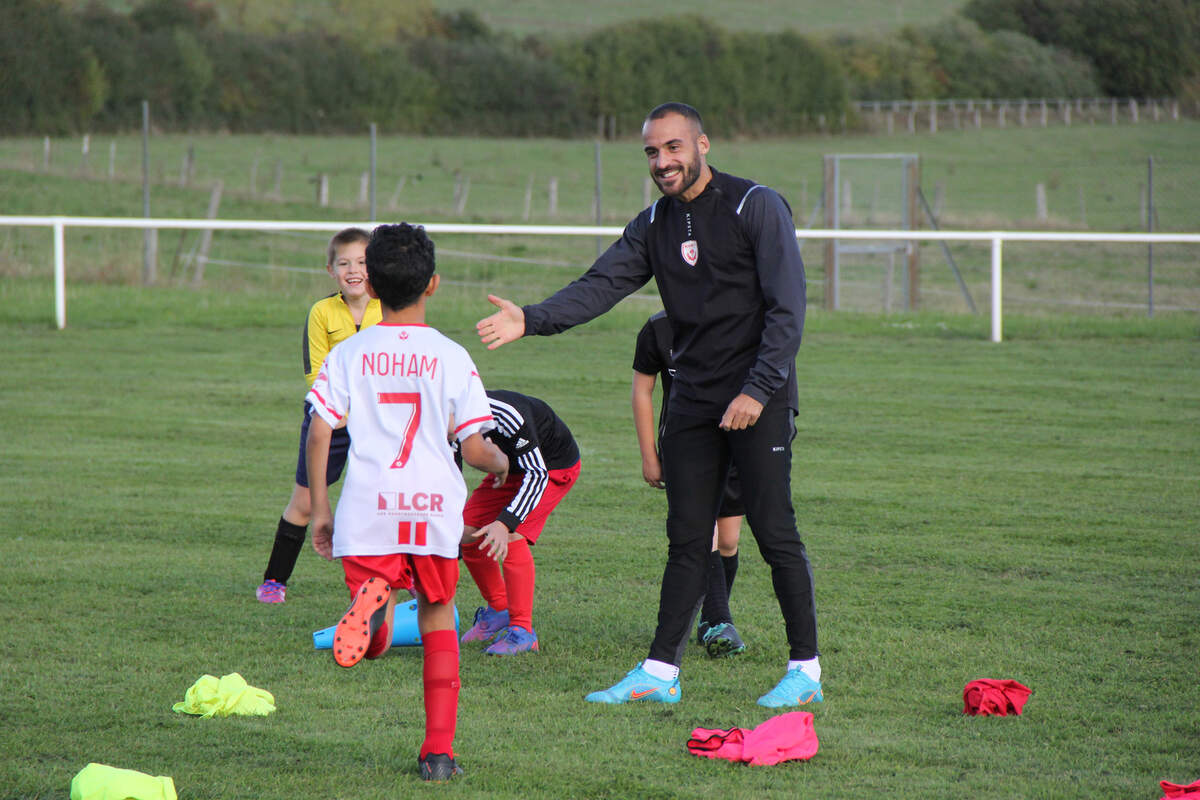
[421,628,460,759]
[461,539,508,611]
[503,537,536,632]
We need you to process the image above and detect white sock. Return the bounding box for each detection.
[787,657,821,682]
[642,658,680,681]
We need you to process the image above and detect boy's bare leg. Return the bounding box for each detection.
[418,593,458,635]
[716,515,741,595]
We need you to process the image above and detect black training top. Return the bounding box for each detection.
[484,389,579,532]
[523,167,805,418]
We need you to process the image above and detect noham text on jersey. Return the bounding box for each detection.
[360,350,438,379]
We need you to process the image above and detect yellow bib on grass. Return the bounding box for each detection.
[171,672,275,718]
[70,762,176,800]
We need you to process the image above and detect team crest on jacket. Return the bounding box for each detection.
[681,240,699,266]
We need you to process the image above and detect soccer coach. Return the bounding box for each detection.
[476,102,822,708]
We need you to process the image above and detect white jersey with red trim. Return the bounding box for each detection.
[307,322,494,558]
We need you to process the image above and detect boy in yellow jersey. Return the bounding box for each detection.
[256,227,383,603]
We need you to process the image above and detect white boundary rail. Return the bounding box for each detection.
[3,215,1199,342]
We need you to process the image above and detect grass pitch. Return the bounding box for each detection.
[0,279,1197,799]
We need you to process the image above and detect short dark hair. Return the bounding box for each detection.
[365,223,436,310]
[646,102,704,132]
[326,227,370,266]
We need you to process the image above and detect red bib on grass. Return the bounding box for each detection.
[962,679,1032,716]
[687,711,818,766]
[1160,779,1200,800]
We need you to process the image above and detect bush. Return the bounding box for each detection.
[411,37,584,136]
[556,16,847,136]
[987,30,1099,98]
[963,0,1200,96]
[833,17,1099,101]
[0,0,102,134]
[923,17,1099,98]
[830,29,942,102]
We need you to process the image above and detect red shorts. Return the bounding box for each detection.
[462,459,581,543]
[341,553,459,606]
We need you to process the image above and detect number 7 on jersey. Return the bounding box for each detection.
[378,392,421,469]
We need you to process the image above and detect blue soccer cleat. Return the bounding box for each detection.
[585,662,681,704]
[757,667,823,707]
[460,606,510,643]
[485,625,539,655]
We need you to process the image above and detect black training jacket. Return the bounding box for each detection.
[523,167,805,419]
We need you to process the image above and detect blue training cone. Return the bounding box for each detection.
[313,600,459,650]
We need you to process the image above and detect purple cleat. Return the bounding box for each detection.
[460,606,509,643]
[484,626,539,655]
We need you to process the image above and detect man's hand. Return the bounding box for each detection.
[476,295,525,350]
[719,393,764,431]
[470,521,511,562]
[311,512,334,561]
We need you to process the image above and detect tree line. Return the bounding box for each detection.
[1,0,1196,137]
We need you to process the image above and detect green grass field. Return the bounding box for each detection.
[1,278,1197,799]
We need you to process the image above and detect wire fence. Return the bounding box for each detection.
[1,127,1195,234]
[852,96,1192,134]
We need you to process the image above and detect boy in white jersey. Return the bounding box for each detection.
[306,222,508,783]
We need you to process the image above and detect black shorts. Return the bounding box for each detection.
[718,465,745,518]
[294,402,350,488]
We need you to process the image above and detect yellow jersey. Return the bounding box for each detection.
[302,293,383,388]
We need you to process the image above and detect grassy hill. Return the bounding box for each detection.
[430,0,969,36]
[89,0,968,37]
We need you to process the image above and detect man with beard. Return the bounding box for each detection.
[476,102,821,708]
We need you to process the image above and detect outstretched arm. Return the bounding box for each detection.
[476,295,525,351]
[478,212,655,349]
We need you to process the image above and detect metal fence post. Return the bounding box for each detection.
[991,236,1003,343]
[54,219,66,330]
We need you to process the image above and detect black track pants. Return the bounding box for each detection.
[648,402,818,664]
